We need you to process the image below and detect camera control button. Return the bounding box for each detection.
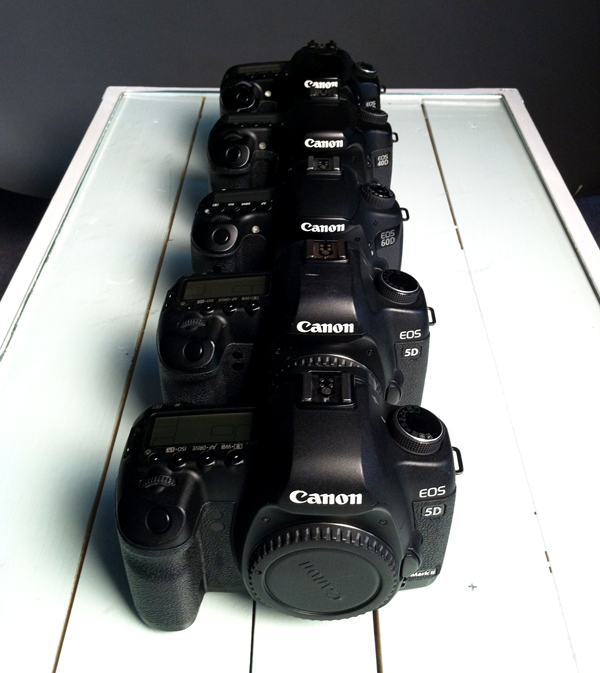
[146,508,172,535]
[170,455,187,468]
[183,341,204,362]
[224,144,250,168]
[226,450,244,465]
[385,382,401,405]
[223,302,236,314]
[400,551,421,578]
[209,224,238,252]
[213,228,231,245]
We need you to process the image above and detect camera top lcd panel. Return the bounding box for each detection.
[219,40,382,116]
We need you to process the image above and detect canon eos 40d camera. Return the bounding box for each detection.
[207,97,395,191]
[219,40,382,116]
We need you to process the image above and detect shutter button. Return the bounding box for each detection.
[213,228,231,245]
[146,508,172,534]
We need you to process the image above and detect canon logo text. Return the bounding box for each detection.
[296,321,355,334]
[289,490,363,505]
[300,222,345,233]
[305,138,344,149]
[304,80,337,89]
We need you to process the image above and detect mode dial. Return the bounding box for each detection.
[389,406,445,455]
[357,106,388,126]
[376,270,420,304]
[361,182,396,210]
[353,61,378,77]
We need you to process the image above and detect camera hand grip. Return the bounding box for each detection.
[118,533,205,631]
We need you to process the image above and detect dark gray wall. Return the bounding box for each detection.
[1,0,598,197]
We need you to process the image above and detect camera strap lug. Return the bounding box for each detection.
[452,447,464,475]
[428,306,437,325]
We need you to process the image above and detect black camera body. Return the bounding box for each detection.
[157,272,272,406]
[159,241,430,409]
[191,160,407,275]
[116,372,458,630]
[219,40,382,116]
[207,95,394,191]
[117,44,462,631]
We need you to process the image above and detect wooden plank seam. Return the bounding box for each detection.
[51,95,206,673]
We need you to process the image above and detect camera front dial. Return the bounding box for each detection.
[247,522,399,620]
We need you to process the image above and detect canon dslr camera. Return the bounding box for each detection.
[116,368,460,629]
[191,158,407,275]
[207,100,394,191]
[220,40,382,116]
[158,240,430,407]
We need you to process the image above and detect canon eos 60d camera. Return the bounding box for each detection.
[191,158,407,275]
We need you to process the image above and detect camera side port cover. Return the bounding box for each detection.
[247,523,398,619]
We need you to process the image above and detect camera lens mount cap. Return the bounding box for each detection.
[247,523,398,619]
[361,182,396,209]
[390,406,445,455]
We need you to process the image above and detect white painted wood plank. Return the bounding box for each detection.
[252,607,377,673]
[7,89,593,672]
[502,89,600,297]
[424,96,599,672]
[0,88,123,352]
[0,92,205,672]
[57,93,254,673]
[376,98,576,672]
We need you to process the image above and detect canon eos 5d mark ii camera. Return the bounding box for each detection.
[116,369,461,630]
[160,240,430,408]
[219,40,382,116]
[157,271,272,406]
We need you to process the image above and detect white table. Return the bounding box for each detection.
[1,88,599,672]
